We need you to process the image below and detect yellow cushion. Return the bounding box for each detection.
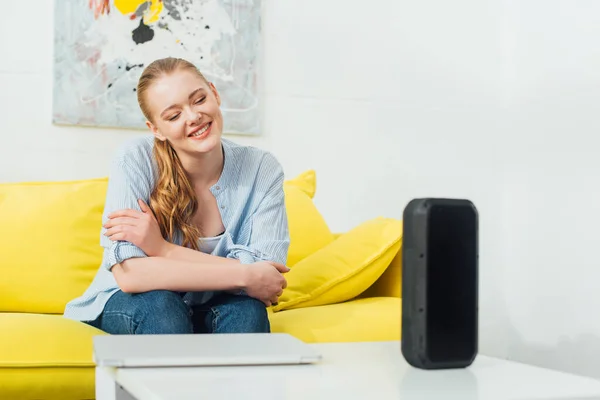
[359,246,403,299]
[284,170,334,266]
[0,313,105,399]
[273,217,402,312]
[269,297,401,343]
[285,169,317,198]
[0,178,108,313]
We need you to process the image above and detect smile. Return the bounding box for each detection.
[189,122,212,139]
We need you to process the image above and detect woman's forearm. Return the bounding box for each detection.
[112,256,247,293]
[161,242,240,265]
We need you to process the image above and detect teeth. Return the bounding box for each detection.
[192,123,210,137]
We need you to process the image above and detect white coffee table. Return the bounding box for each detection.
[96,341,600,400]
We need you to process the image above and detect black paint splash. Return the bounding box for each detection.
[132,19,154,44]
[125,63,144,71]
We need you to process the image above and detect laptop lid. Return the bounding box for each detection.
[93,333,322,367]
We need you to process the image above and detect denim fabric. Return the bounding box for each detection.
[85,290,270,334]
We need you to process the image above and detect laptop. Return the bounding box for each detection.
[93,333,322,367]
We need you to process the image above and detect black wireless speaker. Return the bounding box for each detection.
[401,198,478,369]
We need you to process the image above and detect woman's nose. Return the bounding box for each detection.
[185,108,201,125]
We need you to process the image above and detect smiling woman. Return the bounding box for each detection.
[63,57,291,337]
[137,59,225,251]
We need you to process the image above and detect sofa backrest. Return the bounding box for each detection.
[0,171,400,315]
[0,178,108,314]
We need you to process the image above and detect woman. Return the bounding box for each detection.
[63,57,290,335]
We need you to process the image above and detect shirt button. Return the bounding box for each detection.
[215,186,221,190]
[221,205,226,209]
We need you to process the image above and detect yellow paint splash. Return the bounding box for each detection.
[144,0,164,24]
[114,0,146,15]
[114,0,164,24]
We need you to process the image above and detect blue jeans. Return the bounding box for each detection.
[85,290,270,334]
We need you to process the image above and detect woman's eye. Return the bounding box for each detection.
[194,96,207,105]
[168,113,180,121]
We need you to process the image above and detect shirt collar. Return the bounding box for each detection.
[212,138,241,190]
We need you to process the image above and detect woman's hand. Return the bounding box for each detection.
[242,261,289,307]
[103,199,169,257]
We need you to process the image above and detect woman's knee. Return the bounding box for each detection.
[101,290,192,334]
[211,295,270,333]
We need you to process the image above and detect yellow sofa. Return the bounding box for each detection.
[0,171,402,400]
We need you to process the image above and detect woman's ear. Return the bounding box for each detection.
[209,82,221,106]
[147,120,167,141]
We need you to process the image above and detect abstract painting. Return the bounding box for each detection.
[53,0,262,134]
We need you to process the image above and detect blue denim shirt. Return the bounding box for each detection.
[63,136,290,322]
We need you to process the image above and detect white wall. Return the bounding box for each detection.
[2,0,600,379]
[496,0,600,378]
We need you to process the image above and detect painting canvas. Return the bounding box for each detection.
[53,0,262,134]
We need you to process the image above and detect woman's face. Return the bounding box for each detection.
[144,69,223,156]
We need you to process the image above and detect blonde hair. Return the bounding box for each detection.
[137,57,208,250]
